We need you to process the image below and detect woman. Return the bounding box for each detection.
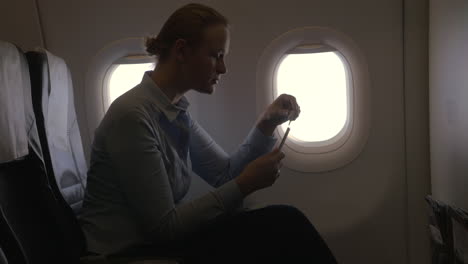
[80,3,337,263]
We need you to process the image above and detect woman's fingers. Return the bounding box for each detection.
[291,97,300,120]
[278,93,301,121]
[290,96,300,120]
[270,148,285,160]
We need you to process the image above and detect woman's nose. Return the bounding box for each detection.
[216,59,227,74]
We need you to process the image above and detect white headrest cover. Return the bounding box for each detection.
[0,41,29,163]
[42,49,70,151]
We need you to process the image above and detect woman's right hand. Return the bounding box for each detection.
[235,148,286,196]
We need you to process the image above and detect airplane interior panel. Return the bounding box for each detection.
[1,0,467,263]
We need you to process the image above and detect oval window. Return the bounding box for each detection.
[256,27,370,172]
[107,63,154,105]
[104,55,154,108]
[276,47,348,143]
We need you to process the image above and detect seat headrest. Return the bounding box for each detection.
[35,48,71,152]
[0,41,30,163]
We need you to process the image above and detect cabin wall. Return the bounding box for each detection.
[0,0,43,51]
[429,0,468,211]
[404,0,431,263]
[0,0,433,263]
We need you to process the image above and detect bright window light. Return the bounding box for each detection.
[276,52,348,142]
[108,63,154,104]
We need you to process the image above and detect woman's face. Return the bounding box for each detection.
[183,24,230,94]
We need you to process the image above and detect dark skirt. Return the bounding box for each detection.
[112,204,338,264]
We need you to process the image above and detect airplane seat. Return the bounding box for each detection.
[0,40,84,264]
[25,49,87,216]
[0,247,7,264]
[426,195,453,264]
[0,206,28,264]
[448,206,468,264]
[426,195,468,264]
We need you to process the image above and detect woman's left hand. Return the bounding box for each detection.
[257,94,301,135]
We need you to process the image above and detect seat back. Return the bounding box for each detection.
[0,156,72,264]
[0,206,27,264]
[448,206,468,263]
[26,49,88,257]
[0,41,84,264]
[426,195,454,264]
[26,50,87,215]
[0,247,8,264]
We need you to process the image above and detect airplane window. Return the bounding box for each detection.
[107,62,154,105]
[257,27,370,172]
[276,51,348,142]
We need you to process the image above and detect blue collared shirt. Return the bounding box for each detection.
[80,71,277,254]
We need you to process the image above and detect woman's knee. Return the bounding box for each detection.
[261,205,326,238]
[259,204,310,223]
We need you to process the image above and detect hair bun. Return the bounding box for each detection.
[145,36,160,56]
[145,3,228,61]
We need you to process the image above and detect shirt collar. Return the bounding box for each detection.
[140,71,190,122]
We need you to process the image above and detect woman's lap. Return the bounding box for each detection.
[120,205,337,263]
[179,205,337,263]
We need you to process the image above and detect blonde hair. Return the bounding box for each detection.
[145,3,229,62]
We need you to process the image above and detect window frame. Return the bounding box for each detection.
[273,49,352,151]
[84,38,151,145]
[256,27,370,172]
[103,55,155,109]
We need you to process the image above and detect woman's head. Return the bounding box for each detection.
[146,3,230,94]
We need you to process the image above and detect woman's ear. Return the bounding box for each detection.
[174,39,189,63]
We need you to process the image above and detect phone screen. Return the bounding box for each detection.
[278,127,290,150]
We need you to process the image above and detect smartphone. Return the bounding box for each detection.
[278,127,290,151]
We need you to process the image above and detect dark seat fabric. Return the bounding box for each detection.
[0,206,27,264]
[0,41,85,264]
[26,50,87,215]
[448,206,468,263]
[426,195,454,264]
[0,246,9,264]
[0,156,77,264]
